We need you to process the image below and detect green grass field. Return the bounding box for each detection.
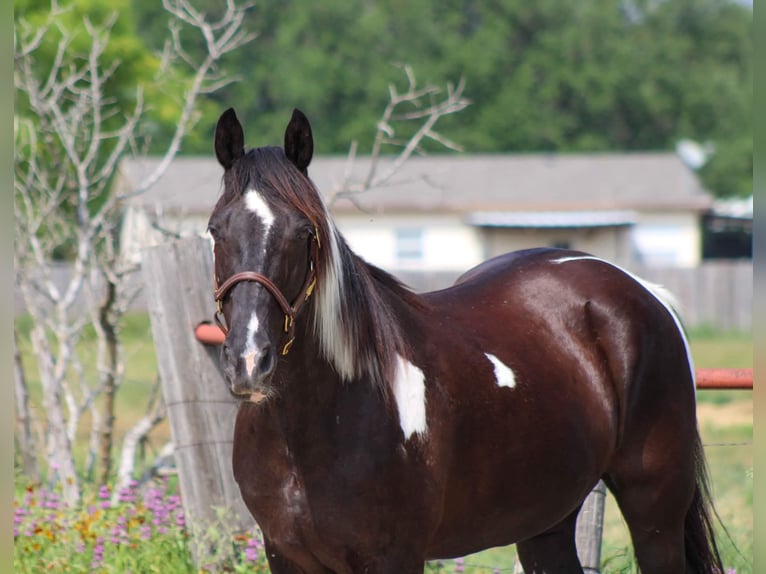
[15,313,752,572]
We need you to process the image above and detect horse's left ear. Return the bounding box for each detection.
[284,108,313,175]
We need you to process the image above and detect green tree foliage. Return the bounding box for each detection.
[15,0,190,154]
[129,0,751,197]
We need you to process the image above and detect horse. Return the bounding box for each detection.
[206,107,723,573]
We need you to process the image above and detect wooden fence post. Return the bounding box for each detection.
[141,237,254,565]
[575,480,607,573]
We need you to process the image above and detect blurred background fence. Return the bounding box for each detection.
[14,260,753,333]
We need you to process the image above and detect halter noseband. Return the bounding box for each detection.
[213,229,320,355]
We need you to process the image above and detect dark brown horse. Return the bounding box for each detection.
[207,107,723,573]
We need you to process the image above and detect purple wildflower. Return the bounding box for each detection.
[91,537,105,570]
[139,524,152,540]
[43,490,60,510]
[245,536,259,562]
[98,485,111,509]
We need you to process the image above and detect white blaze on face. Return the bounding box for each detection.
[485,353,516,388]
[242,312,261,378]
[244,189,276,242]
[393,355,427,440]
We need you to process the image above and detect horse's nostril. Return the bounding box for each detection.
[256,345,274,377]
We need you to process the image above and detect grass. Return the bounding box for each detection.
[14,313,752,572]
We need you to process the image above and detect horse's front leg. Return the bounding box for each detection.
[262,536,333,574]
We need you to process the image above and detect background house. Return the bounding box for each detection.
[118,151,713,273]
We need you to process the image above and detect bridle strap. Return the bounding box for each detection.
[213,231,320,355]
[215,272,293,317]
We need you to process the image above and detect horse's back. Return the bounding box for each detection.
[429,246,695,426]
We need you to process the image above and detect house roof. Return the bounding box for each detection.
[118,152,713,216]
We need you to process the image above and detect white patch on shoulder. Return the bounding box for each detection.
[393,355,427,440]
[242,312,261,378]
[244,189,276,236]
[485,353,516,388]
[551,254,696,390]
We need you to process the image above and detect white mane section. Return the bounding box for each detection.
[311,203,358,381]
[551,255,696,389]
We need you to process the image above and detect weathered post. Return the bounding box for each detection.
[512,480,607,573]
[575,480,607,573]
[141,236,254,565]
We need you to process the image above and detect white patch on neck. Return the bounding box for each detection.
[241,312,261,378]
[244,189,275,238]
[485,353,516,388]
[551,254,696,391]
[393,355,427,440]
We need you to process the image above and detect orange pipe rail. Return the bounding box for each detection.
[195,322,226,346]
[194,322,753,390]
[695,368,752,390]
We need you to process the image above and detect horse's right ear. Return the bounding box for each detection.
[215,108,245,170]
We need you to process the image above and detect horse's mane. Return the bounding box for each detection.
[235,146,424,393]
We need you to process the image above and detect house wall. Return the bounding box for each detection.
[121,206,701,271]
[479,226,633,266]
[630,211,702,267]
[333,213,484,272]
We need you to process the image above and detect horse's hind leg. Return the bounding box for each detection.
[516,509,584,574]
[605,437,696,573]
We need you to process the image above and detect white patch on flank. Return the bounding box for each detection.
[486,353,516,388]
[551,254,696,390]
[241,312,261,378]
[393,355,427,440]
[244,189,276,239]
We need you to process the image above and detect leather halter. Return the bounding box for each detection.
[213,230,320,355]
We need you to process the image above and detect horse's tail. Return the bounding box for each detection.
[684,431,724,573]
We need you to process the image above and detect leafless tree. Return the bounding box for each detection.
[329,64,470,207]
[14,0,254,504]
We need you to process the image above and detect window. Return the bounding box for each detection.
[395,228,424,264]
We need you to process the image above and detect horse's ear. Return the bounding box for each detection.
[284,108,313,175]
[215,108,245,170]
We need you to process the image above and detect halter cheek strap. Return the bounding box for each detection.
[213,230,320,355]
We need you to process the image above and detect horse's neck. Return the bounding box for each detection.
[275,334,398,461]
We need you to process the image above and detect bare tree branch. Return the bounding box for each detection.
[329,65,470,207]
[14,0,254,503]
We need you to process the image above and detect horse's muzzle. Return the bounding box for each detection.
[221,341,276,396]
